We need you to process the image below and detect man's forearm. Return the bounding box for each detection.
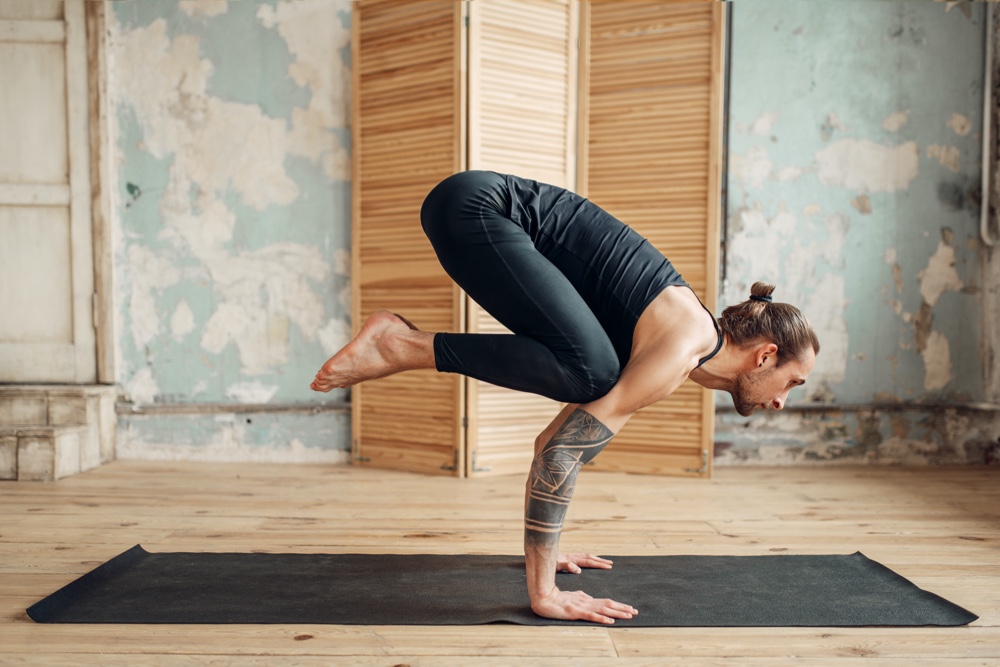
[524,408,615,598]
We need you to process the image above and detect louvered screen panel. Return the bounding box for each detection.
[465,0,577,477]
[582,1,725,477]
[353,0,466,475]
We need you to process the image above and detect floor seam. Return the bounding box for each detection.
[609,627,621,658]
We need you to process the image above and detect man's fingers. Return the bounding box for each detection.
[532,589,634,625]
[560,553,614,570]
[574,554,612,569]
[600,601,637,619]
[579,599,635,624]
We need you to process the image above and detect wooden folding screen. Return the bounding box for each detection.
[465,0,578,477]
[352,1,466,474]
[353,0,725,478]
[580,1,726,477]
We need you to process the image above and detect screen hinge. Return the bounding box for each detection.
[352,438,370,463]
[470,449,491,473]
[440,449,459,472]
[683,449,709,475]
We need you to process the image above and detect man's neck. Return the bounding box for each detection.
[688,339,743,391]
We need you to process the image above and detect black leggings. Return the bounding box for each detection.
[420,171,683,404]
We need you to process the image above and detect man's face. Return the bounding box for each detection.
[729,348,816,417]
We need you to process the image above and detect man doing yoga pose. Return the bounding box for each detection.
[311,171,819,624]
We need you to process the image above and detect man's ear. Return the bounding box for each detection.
[755,342,779,368]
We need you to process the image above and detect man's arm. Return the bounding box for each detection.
[524,406,637,624]
[522,335,701,623]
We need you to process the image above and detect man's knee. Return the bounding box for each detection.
[566,344,619,404]
[586,356,620,402]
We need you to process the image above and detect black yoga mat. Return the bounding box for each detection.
[27,545,977,626]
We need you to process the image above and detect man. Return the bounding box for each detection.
[312,171,819,624]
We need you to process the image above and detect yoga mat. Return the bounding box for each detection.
[27,546,977,626]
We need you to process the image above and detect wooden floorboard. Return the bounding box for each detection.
[0,462,996,665]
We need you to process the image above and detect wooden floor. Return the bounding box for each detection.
[0,461,997,666]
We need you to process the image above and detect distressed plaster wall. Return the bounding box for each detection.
[718,0,1000,465]
[107,0,353,462]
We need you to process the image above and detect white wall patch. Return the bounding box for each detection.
[226,381,280,404]
[126,367,160,406]
[257,0,352,181]
[731,145,773,188]
[171,300,195,340]
[919,239,964,306]
[318,317,352,356]
[947,113,972,136]
[749,111,779,136]
[926,144,961,172]
[178,1,228,18]
[922,330,953,390]
[882,111,909,132]
[777,166,803,182]
[814,139,919,192]
[127,245,181,350]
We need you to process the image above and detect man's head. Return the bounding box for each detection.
[720,282,819,416]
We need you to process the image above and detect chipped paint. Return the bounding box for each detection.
[730,145,773,188]
[126,367,159,405]
[724,0,992,465]
[179,0,228,19]
[749,112,779,136]
[850,194,872,214]
[776,166,803,182]
[918,233,964,306]
[256,1,351,180]
[947,113,972,136]
[117,412,350,464]
[127,245,180,350]
[109,1,352,460]
[815,139,920,192]
[716,408,1000,466]
[226,381,279,404]
[926,144,961,172]
[882,111,910,132]
[171,301,195,340]
[922,331,953,390]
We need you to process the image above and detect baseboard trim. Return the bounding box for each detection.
[117,401,350,416]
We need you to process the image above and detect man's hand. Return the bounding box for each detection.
[557,553,613,574]
[530,587,637,624]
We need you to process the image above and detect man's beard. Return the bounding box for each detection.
[729,369,766,417]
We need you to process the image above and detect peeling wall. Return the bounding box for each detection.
[108,0,352,462]
[104,0,998,466]
[720,0,999,464]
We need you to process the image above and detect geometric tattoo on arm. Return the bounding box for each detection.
[524,408,615,548]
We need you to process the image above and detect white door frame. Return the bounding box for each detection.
[0,0,99,384]
[85,0,114,385]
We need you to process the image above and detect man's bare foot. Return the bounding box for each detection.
[310,311,433,392]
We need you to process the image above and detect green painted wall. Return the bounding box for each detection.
[719,0,998,463]
[109,0,352,461]
[106,0,997,465]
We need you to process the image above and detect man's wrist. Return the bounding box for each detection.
[529,583,557,602]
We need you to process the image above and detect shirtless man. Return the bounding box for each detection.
[312,171,819,624]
